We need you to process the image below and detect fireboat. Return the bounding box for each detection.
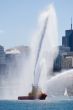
[18,15,48,100]
[18,85,47,100]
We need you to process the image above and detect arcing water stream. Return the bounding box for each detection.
[0,4,73,99]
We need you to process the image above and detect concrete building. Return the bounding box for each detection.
[0,45,6,75]
[0,45,5,64]
[62,52,73,70]
[53,54,62,71]
[53,46,70,71]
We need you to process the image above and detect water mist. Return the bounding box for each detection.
[31,4,58,91]
[0,4,59,99]
[46,70,73,97]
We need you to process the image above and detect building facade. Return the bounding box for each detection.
[53,21,73,72]
[62,21,73,51]
[0,45,6,75]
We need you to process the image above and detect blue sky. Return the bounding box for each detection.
[0,0,73,49]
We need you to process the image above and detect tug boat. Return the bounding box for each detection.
[18,86,47,100]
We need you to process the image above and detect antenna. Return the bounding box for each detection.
[71,17,72,30]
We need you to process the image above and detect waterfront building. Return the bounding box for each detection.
[0,45,5,64]
[54,19,73,72]
[5,46,30,75]
[62,52,73,70]
[53,54,62,71]
[53,46,70,71]
[62,19,73,51]
[0,45,6,75]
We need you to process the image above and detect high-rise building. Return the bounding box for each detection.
[62,19,73,51]
[53,19,73,72]
[0,45,6,75]
[0,45,5,64]
[53,46,70,72]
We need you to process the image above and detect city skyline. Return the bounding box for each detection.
[0,0,73,49]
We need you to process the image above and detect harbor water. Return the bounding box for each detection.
[0,98,73,110]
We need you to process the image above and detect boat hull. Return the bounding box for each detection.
[18,93,47,100]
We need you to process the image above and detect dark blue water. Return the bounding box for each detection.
[0,99,73,110]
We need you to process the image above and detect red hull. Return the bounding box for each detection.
[18,86,47,100]
[18,93,47,100]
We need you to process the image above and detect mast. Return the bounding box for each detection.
[64,88,68,96]
[34,16,48,86]
[71,17,72,30]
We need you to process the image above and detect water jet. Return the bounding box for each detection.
[18,4,58,100]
